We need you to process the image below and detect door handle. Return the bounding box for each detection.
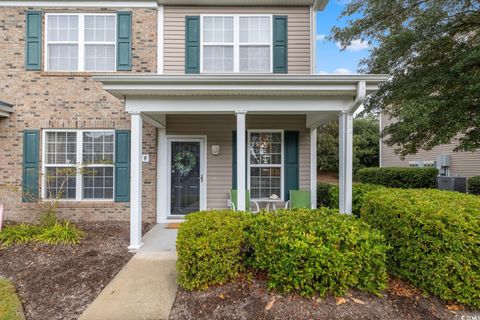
[200,174,204,183]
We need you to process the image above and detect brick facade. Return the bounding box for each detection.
[0,7,158,222]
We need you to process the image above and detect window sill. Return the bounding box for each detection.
[40,71,119,77]
[45,201,125,208]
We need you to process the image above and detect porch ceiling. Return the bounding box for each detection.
[94,74,389,99]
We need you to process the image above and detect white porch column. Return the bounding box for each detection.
[236,111,247,211]
[338,111,353,214]
[310,127,317,209]
[156,127,168,223]
[129,112,143,250]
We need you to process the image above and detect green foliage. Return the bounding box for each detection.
[361,188,480,308]
[176,210,251,290]
[329,183,385,217]
[0,222,83,247]
[247,209,388,297]
[35,221,84,245]
[468,176,480,195]
[317,115,380,173]
[356,167,438,189]
[0,278,25,320]
[331,0,480,156]
[316,182,334,207]
[0,224,42,247]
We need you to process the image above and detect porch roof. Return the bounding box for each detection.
[94,74,389,99]
[0,100,14,118]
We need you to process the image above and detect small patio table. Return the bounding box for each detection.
[255,198,284,211]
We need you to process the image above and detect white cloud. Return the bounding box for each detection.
[316,34,327,41]
[318,68,353,75]
[337,39,370,52]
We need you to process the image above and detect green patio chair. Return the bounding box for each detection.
[285,190,311,209]
[230,190,260,213]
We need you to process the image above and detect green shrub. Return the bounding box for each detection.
[0,222,83,247]
[329,183,385,217]
[468,176,480,195]
[361,188,480,308]
[317,182,334,207]
[176,210,251,290]
[247,208,388,297]
[35,221,84,245]
[356,167,438,188]
[0,224,42,247]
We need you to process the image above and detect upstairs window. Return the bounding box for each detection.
[46,14,116,72]
[201,15,272,74]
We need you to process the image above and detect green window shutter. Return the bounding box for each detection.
[185,16,200,74]
[273,15,288,74]
[22,130,39,202]
[284,131,299,201]
[25,11,42,70]
[232,131,237,189]
[117,12,132,71]
[115,130,130,202]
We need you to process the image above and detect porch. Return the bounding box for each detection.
[94,74,388,249]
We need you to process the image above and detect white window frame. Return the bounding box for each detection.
[44,13,117,72]
[41,129,115,201]
[247,129,284,200]
[200,14,273,74]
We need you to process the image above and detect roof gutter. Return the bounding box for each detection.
[349,80,366,113]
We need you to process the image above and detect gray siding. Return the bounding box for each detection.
[380,114,480,178]
[163,6,311,74]
[166,114,310,209]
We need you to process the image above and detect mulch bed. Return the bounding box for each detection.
[0,221,152,320]
[169,277,480,320]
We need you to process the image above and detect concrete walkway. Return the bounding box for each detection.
[80,225,178,320]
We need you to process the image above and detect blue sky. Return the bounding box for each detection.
[315,0,370,74]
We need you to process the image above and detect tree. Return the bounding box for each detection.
[331,0,480,157]
[317,114,379,173]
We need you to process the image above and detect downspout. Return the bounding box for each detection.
[349,80,367,113]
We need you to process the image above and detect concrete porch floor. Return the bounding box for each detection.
[79,224,178,320]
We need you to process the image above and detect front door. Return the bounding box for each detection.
[168,138,205,216]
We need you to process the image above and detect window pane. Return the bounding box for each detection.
[45,132,77,164]
[85,15,116,42]
[203,16,233,43]
[239,16,270,43]
[47,15,78,42]
[82,131,114,164]
[83,167,114,199]
[45,167,77,199]
[48,44,78,71]
[250,167,281,199]
[239,46,270,73]
[203,46,234,73]
[85,45,115,71]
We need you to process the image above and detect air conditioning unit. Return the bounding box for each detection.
[436,154,451,176]
[437,176,467,193]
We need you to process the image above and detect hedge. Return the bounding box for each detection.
[246,208,388,297]
[317,182,334,207]
[176,210,251,290]
[329,183,385,217]
[468,176,480,195]
[361,188,480,308]
[356,167,438,189]
[177,209,389,297]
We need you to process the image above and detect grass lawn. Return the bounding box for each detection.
[0,278,24,320]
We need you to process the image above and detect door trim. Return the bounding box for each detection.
[166,135,207,218]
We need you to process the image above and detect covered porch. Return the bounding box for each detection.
[95,75,387,249]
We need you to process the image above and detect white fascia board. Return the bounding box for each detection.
[125,96,353,113]
[0,1,157,7]
[0,110,11,117]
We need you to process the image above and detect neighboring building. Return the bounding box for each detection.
[0,0,387,249]
[380,113,480,177]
